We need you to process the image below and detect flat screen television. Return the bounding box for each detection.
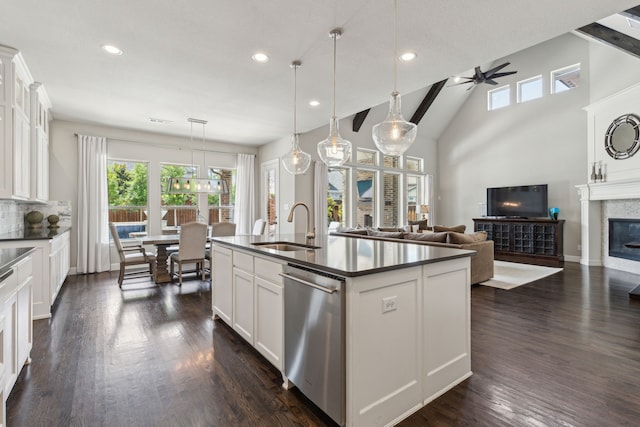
[487,184,548,218]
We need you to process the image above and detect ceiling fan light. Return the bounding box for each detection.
[317,117,352,167]
[372,91,417,156]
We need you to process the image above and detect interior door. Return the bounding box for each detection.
[261,160,279,237]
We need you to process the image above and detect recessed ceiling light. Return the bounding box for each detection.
[309,100,320,107]
[252,52,269,63]
[399,52,416,62]
[101,44,123,56]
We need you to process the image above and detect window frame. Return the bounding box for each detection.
[551,63,581,94]
[517,75,543,103]
[487,85,511,111]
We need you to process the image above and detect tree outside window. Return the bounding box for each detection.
[107,160,149,240]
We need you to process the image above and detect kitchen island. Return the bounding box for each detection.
[211,233,474,427]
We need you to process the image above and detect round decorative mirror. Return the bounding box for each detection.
[604,113,640,159]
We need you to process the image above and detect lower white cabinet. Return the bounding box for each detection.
[1,254,33,404]
[49,230,70,305]
[211,244,284,371]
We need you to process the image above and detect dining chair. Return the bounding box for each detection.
[109,222,156,288]
[206,222,237,277]
[252,218,266,235]
[169,221,208,285]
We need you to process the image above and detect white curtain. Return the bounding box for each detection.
[76,134,110,273]
[314,161,328,236]
[234,153,255,235]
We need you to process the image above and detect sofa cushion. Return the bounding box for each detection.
[378,227,403,232]
[367,230,404,239]
[337,228,368,235]
[434,224,466,233]
[408,219,429,231]
[448,231,487,244]
[404,232,448,243]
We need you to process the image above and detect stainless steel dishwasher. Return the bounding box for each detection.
[280,264,345,426]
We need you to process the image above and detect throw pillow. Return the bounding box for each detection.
[408,219,429,231]
[367,230,404,239]
[404,232,448,243]
[448,231,487,244]
[433,224,466,233]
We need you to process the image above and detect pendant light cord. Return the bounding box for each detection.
[332,32,337,118]
[293,64,298,135]
[393,0,398,93]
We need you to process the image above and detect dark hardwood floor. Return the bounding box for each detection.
[7,263,640,426]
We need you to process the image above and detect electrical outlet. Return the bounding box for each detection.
[382,296,397,313]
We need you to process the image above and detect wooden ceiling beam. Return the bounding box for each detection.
[619,5,640,20]
[576,22,640,59]
[410,79,447,125]
[352,109,370,132]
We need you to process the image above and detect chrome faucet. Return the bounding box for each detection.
[287,202,315,239]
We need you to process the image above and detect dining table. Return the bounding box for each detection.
[141,234,181,283]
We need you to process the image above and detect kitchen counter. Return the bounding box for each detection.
[0,226,72,241]
[211,233,475,277]
[0,247,35,278]
[211,232,473,427]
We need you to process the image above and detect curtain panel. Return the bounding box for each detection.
[77,134,110,273]
[234,153,255,235]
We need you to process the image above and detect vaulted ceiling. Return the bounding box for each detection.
[0,0,638,146]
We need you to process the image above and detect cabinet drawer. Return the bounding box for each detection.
[50,232,69,253]
[15,256,32,284]
[254,257,283,284]
[233,251,254,273]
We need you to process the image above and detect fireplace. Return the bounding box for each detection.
[608,218,640,262]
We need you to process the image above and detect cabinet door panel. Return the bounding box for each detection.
[255,277,283,369]
[233,268,254,343]
[212,246,233,326]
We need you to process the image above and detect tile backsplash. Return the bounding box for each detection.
[0,200,72,234]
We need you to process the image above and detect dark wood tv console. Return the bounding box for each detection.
[473,218,564,267]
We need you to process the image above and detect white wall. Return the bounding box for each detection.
[438,34,591,261]
[50,119,258,269]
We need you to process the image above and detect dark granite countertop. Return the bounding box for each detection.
[211,233,474,278]
[0,226,71,242]
[0,247,35,280]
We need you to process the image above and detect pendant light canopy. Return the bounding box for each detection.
[167,118,229,194]
[282,61,311,175]
[372,0,417,156]
[317,28,352,167]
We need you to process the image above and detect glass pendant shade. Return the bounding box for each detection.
[281,60,311,175]
[372,91,417,156]
[317,116,351,167]
[282,133,311,174]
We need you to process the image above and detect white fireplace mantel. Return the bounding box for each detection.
[576,179,640,268]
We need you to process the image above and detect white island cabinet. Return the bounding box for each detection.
[211,234,473,427]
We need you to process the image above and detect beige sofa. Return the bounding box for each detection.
[331,228,494,284]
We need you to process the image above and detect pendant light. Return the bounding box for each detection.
[167,118,229,194]
[281,61,311,175]
[317,28,352,167]
[372,0,417,156]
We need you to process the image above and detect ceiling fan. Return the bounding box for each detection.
[452,62,517,90]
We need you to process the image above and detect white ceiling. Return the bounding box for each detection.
[0,0,638,146]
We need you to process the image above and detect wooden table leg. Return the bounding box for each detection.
[154,244,172,283]
[630,284,640,301]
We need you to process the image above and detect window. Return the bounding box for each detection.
[355,170,376,227]
[382,172,400,227]
[208,168,236,224]
[551,64,580,94]
[107,160,149,240]
[356,148,377,166]
[406,175,421,221]
[517,75,542,103]
[160,163,197,229]
[406,157,422,172]
[488,85,510,111]
[328,168,347,227]
[383,155,399,169]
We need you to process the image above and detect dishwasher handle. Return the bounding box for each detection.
[279,272,338,294]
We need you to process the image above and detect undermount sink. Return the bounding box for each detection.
[251,241,321,251]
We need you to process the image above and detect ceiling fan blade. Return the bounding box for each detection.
[484,79,499,85]
[447,80,475,87]
[484,62,510,78]
[490,71,518,78]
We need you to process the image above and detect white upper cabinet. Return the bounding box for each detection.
[0,46,50,201]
